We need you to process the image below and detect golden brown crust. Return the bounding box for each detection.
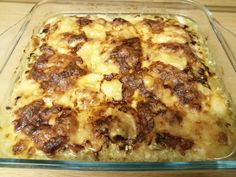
[150,61,202,110]
[63,32,87,53]
[143,18,165,34]
[13,100,78,154]
[76,17,93,27]
[12,139,28,155]
[112,18,130,26]
[120,73,145,102]
[10,15,235,161]
[155,132,194,155]
[157,42,213,87]
[111,37,142,73]
[68,144,85,153]
[30,53,87,93]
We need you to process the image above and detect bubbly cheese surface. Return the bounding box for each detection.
[1,14,236,161]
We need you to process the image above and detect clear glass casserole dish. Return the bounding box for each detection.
[0,0,236,171]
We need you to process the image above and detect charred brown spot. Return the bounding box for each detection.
[41,24,50,34]
[40,60,87,92]
[32,127,67,154]
[172,82,201,110]
[39,44,55,56]
[104,73,118,81]
[13,99,78,155]
[69,144,85,153]
[63,32,87,44]
[12,139,28,155]
[112,135,127,142]
[5,106,12,110]
[136,98,184,141]
[161,109,183,125]
[120,73,144,101]
[14,96,22,105]
[158,42,212,87]
[116,104,150,145]
[13,100,45,134]
[158,43,196,64]
[143,18,165,34]
[111,37,142,73]
[137,101,158,135]
[191,64,212,88]
[156,132,193,155]
[76,17,92,27]
[62,32,87,53]
[151,61,202,110]
[91,105,140,147]
[112,18,130,26]
[92,116,113,138]
[30,53,87,93]
[54,107,78,135]
[71,44,84,54]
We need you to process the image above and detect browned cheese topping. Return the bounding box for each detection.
[10,15,236,161]
[13,100,78,154]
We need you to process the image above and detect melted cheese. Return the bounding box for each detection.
[77,73,103,91]
[101,79,122,101]
[83,22,108,40]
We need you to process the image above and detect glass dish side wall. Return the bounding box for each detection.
[0,0,236,171]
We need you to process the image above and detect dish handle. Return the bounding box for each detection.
[212,18,236,72]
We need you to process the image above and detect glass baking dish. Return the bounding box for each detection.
[0,0,236,171]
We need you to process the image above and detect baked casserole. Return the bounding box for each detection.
[3,15,236,161]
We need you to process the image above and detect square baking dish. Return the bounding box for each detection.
[0,0,236,171]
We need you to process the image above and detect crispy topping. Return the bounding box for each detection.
[136,101,157,137]
[104,73,118,81]
[39,44,55,56]
[93,110,137,139]
[150,61,202,110]
[120,73,145,101]
[12,139,28,155]
[63,32,87,53]
[63,32,87,44]
[155,132,194,155]
[111,37,142,73]
[92,116,113,139]
[143,18,165,33]
[112,18,130,26]
[137,99,184,141]
[11,15,233,160]
[69,144,85,153]
[158,43,212,87]
[14,100,45,134]
[41,24,50,34]
[158,43,196,64]
[159,109,183,125]
[30,53,87,93]
[32,127,68,154]
[13,100,78,154]
[89,104,140,150]
[76,17,93,27]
